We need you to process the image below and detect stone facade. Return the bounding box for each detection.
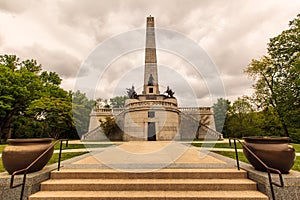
[84,106,219,141]
[123,95,179,141]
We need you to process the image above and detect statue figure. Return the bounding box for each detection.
[148,74,154,86]
[126,85,138,99]
[165,86,175,98]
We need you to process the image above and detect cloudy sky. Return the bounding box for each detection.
[1,0,299,106]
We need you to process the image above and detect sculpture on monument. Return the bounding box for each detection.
[165,86,175,98]
[148,74,154,86]
[126,85,138,99]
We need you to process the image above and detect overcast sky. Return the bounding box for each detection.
[1,0,299,106]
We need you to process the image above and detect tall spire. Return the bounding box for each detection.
[143,15,160,95]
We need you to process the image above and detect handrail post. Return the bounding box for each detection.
[57,139,68,171]
[268,171,276,200]
[233,139,240,170]
[20,172,27,200]
[229,138,240,170]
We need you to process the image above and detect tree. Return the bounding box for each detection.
[245,14,300,137]
[110,95,128,108]
[0,54,78,141]
[226,97,255,138]
[253,107,283,137]
[27,96,73,139]
[213,98,231,134]
[0,55,43,141]
[72,91,95,137]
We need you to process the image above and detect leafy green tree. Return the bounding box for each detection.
[245,14,300,137]
[213,98,231,134]
[0,55,43,141]
[253,107,283,137]
[110,95,128,108]
[72,91,95,137]
[226,97,255,138]
[27,96,73,139]
[0,54,78,141]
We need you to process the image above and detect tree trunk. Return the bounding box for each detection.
[276,108,290,137]
[281,121,289,138]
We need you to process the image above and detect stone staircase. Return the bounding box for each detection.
[29,168,268,200]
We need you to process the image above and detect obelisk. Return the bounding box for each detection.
[143,15,160,95]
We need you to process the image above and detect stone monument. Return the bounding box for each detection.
[82,16,222,141]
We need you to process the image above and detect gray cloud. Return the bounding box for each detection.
[7,44,82,79]
[0,0,34,13]
[0,0,299,105]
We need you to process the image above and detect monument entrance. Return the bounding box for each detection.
[147,122,156,141]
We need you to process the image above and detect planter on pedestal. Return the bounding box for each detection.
[243,136,295,174]
[2,138,54,175]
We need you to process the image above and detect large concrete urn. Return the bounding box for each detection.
[243,136,295,174]
[2,138,54,174]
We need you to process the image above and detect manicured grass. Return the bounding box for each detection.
[54,143,112,150]
[291,143,300,152]
[193,142,300,152]
[293,156,300,171]
[0,144,8,153]
[214,151,300,172]
[192,142,243,149]
[214,151,249,163]
[0,152,87,173]
[48,152,88,165]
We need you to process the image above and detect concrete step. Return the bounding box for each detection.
[29,190,269,200]
[30,168,268,200]
[50,168,248,179]
[41,178,257,191]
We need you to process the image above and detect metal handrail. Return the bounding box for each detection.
[229,138,284,200]
[10,139,68,200]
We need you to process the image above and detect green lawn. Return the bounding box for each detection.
[48,152,87,165]
[193,142,300,152]
[0,144,7,153]
[214,151,300,172]
[54,143,112,150]
[192,142,243,149]
[0,152,87,173]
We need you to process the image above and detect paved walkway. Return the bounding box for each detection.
[61,141,235,172]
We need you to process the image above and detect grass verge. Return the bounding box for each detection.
[0,152,87,173]
[193,142,300,152]
[0,144,8,153]
[54,143,112,150]
[214,151,300,172]
[192,142,243,149]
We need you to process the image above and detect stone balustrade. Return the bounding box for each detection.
[125,100,178,108]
